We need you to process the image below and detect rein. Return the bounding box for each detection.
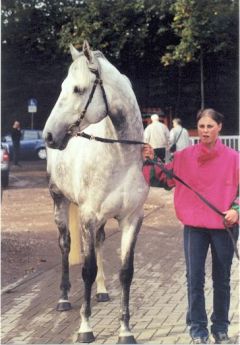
[146,158,239,260]
[77,129,239,257]
[77,131,145,145]
[67,58,238,258]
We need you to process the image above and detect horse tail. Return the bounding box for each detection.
[69,203,83,265]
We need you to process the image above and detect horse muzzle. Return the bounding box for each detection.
[44,132,70,150]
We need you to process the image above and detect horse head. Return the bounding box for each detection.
[43,41,108,150]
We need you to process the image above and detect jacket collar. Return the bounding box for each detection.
[197,138,222,165]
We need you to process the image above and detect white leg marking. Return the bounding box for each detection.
[78,319,93,333]
[119,321,133,337]
[58,298,69,303]
[96,246,108,294]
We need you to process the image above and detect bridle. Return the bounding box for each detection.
[67,68,109,136]
[67,64,145,145]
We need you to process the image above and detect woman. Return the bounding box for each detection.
[142,109,239,344]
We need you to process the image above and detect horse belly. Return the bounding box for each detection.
[99,169,149,219]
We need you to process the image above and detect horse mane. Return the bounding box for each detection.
[122,75,132,88]
[67,48,133,107]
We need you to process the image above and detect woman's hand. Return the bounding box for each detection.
[142,144,154,160]
[223,209,239,227]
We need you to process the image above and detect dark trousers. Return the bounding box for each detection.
[154,148,166,162]
[13,143,20,165]
[184,225,238,339]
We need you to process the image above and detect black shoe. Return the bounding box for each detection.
[212,332,230,344]
[192,336,209,344]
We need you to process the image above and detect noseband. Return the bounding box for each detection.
[67,69,109,135]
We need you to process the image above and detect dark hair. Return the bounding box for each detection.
[196,108,224,124]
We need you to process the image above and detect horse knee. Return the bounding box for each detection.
[55,214,68,229]
[58,231,71,253]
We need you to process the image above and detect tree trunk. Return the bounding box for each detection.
[200,49,205,109]
[176,64,182,115]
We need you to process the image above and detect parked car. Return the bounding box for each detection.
[1,143,10,187]
[3,129,46,160]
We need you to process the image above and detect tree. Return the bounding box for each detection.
[1,0,74,132]
[58,0,175,106]
[1,0,238,133]
[161,0,238,109]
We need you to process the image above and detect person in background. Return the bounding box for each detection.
[142,108,239,344]
[169,118,190,152]
[144,114,170,162]
[11,121,21,166]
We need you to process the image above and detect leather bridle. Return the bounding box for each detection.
[67,68,109,136]
[66,64,145,145]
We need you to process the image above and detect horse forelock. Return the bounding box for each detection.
[68,56,92,90]
[67,51,107,89]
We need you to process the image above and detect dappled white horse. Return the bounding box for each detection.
[43,41,149,343]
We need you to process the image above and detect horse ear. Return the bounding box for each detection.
[83,40,93,63]
[70,44,81,61]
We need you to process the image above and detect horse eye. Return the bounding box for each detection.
[73,86,83,94]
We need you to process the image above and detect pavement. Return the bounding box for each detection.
[1,188,239,345]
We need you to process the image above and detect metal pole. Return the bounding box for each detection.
[31,113,34,129]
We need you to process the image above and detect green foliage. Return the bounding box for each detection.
[161,0,238,65]
[58,0,172,62]
[1,0,238,134]
[2,0,73,62]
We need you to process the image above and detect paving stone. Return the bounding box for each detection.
[1,190,239,344]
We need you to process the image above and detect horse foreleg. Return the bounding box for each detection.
[117,215,143,344]
[51,191,71,311]
[77,224,97,343]
[95,225,109,302]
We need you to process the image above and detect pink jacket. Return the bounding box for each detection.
[143,139,239,229]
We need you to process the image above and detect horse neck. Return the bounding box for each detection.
[100,60,143,143]
[106,92,143,143]
[109,111,143,140]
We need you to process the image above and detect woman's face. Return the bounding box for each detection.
[197,115,222,148]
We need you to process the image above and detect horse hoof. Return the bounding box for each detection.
[77,332,95,343]
[56,301,72,311]
[96,293,110,302]
[117,335,137,344]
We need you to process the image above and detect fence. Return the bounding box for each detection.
[190,135,239,151]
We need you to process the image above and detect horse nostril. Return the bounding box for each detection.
[46,132,54,145]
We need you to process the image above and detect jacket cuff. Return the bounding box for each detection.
[231,197,240,214]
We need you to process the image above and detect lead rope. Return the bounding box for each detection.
[75,128,239,258]
[146,158,239,260]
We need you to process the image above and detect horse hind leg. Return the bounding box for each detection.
[51,190,71,311]
[77,220,98,343]
[95,225,110,302]
[117,214,144,344]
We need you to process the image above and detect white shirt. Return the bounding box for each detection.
[169,125,190,151]
[144,121,170,149]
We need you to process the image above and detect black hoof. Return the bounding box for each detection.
[96,293,110,302]
[56,301,72,311]
[117,335,137,344]
[77,332,95,343]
